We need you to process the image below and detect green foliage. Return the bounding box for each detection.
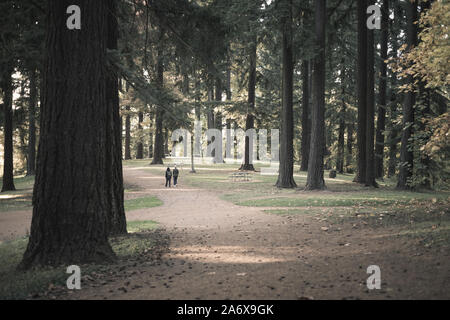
[394,0,449,97]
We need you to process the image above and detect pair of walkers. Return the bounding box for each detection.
[165,165,179,188]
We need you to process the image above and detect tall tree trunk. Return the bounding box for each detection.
[151,29,165,165]
[106,0,127,236]
[164,127,169,157]
[365,0,377,187]
[151,107,165,164]
[206,86,216,159]
[149,113,154,158]
[276,0,296,188]
[226,53,232,101]
[375,0,389,179]
[387,125,398,177]
[346,123,354,173]
[194,68,202,157]
[300,60,310,172]
[241,38,257,171]
[1,66,16,192]
[125,106,131,160]
[26,68,37,177]
[415,0,433,188]
[336,63,346,174]
[215,78,224,163]
[306,0,326,190]
[136,111,144,159]
[190,133,196,173]
[225,57,233,160]
[387,12,400,178]
[21,0,115,268]
[355,0,367,184]
[397,0,418,190]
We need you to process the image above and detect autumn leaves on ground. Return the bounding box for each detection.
[0,160,449,300]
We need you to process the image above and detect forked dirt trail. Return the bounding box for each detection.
[68,167,449,300]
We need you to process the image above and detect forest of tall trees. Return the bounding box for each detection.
[0,0,448,268]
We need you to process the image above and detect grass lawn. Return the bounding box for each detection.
[0,220,160,300]
[0,176,34,212]
[125,159,449,210]
[1,176,163,213]
[124,196,163,212]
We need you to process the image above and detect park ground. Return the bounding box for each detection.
[0,159,449,300]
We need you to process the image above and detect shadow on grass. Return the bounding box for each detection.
[0,221,165,300]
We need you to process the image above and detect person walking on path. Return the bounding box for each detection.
[173,165,180,187]
[165,167,172,188]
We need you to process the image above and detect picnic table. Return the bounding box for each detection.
[229,172,252,182]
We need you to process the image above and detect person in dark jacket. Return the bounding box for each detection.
[173,165,179,187]
[165,167,172,188]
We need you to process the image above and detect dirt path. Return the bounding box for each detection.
[2,167,449,299]
[0,210,32,242]
[70,167,450,300]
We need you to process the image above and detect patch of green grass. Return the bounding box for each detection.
[0,176,35,212]
[0,194,33,212]
[398,220,450,248]
[264,209,313,215]
[264,207,352,216]
[0,220,160,300]
[127,220,159,233]
[124,183,142,192]
[237,196,405,207]
[124,196,163,212]
[0,175,35,191]
[0,238,68,300]
[142,162,449,209]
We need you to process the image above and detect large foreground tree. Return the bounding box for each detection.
[354,0,368,184]
[106,0,127,235]
[306,0,326,190]
[21,0,117,268]
[397,0,418,190]
[276,0,296,188]
[1,65,16,192]
[365,0,377,187]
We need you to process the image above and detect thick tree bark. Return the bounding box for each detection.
[387,125,398,177]
[194,68,202,157]
[365,0,378,187]
[164,127,169,157]
[151,30,165,165]
[355,0,367,183]
[20,0,115,268]
[125,106,131,160]
[151,107,165,164]
[106,0,127,236]
[215,78,224,164]
[190,134,196,173]
[206,86,216,159]
[26,68,37,177]
[336,64,346,174]
[136,111,144,159]
[1,66,16,192]
[375,0,389,179]
[276,0,296,188]
[397,0,418,190]
[346,123,354,173]
[305,0,326,190]
[387,14,400,178]
[300,60,310,172]
[149,113,154,158]
[241,38,257,171]
[226,55,232,101]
